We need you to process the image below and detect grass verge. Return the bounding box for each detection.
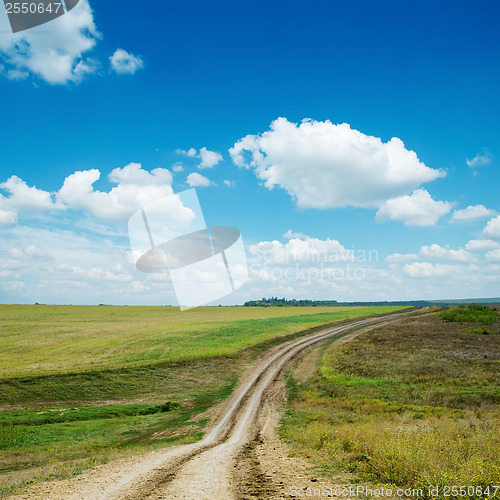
[280,310,500,499]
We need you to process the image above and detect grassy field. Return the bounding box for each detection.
[281,309,500,499]
[0,304,404,378]
[0,304,405,496]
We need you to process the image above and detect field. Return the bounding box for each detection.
[281,309,500,499]
[0,304,405,496]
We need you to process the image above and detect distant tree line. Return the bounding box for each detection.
[243,297,435,307]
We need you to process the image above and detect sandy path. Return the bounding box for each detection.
[12,312,414,500]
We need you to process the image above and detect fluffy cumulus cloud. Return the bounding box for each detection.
[403,262,462,278]
[486,249,500,262]
[239,235,426,302]
[419,244,473,263]
[381,239,500,300]
[0,1,144,84]
[109,49,144,75]
[387,244,473,264]
[484,216,500,239]
[466,148,492,168]
[248,237,358,269]
[0,0,100,84]
[186,172,210,188]
[198,147,223,169]
[375,189,453,226]
[177,148,197,157]
[57,163,184,224]
[283,229,309,240]
[0,225,175,305]
[0,163,193,227]
[385,253,418,263]
[0,209,18,228]
[0,175,56,213]
[178,147,223,169]
[230,117,445,210]
[451,204,496,222]
[465,239,500,251]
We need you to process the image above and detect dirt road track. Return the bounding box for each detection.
[13,311,417,500]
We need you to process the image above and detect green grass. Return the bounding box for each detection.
[440,304,500,333]
[0,381,234,497]
[0,401,180,428]
[0,304,405,378]
[440,304,500,325]
[280,311,500,499]
[0,304,406,497]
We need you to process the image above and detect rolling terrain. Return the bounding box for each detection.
[0,304,405,496]
[6,311,414,499]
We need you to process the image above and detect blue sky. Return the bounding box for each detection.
[0,0,499,305]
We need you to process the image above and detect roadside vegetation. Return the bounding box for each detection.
[440,304,500,335]
[281,309,500,499]
[0,304,405,497]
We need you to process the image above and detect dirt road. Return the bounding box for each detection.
[13,312,414,500]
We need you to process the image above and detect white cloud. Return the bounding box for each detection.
[0,176,56,213]
[0,209,18,228]
[177,148,197,157]
[6,68,29,80]
[466,148,492,168]
[57,263,133,283]
[0,164,193,228]
[465,239,500,251]
[2,220,498,304]
[173,163,184,173]
[186,172,210,188]
[375,189,453,226]
[451,204,496,222]
[484,216,500,240]
[2,280,25,291]
[109,49,144,75]
[8,244,48,261]
[403,262,461,278]
[57,163,184,224]
[199,147,223,169]
[72,58,99,80]
[108,163,172,186]
[230,117,445,209]
[223,180,235,188]
[419,244,473,262]
[0,224,171,305]
[387,245,473,264]
[485,249,500,262]
[283,229,310,240]
[0,0,100,84]
[177,147,223,169]
[249,237,355,264]
[385,253,418,263]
